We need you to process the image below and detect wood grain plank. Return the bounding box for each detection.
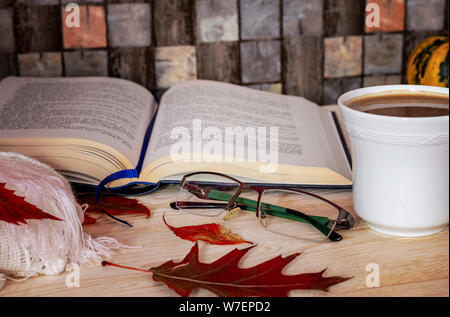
[323,0,364,36]
[18,52,63,77]
[63,50,108,76]
[108,47,155,90]
[154,45,196,89]
[240,40,281,84]
[446,0,449,29]
[61,1,104,3]
[323,77,361,105]
[0,7,15,53]
[0,53,17,79]
[0,185,447,297]
[14,4,62,53]
[282,35,323,104]
[153,0,194,46]
[108,0,148,3]
[0,0,15,8]
[196,41,240,84]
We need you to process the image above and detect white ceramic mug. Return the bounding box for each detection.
[338,85,449,237]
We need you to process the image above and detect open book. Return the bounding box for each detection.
[0,77,352,191]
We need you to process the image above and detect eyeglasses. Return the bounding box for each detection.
[170,172,355,242]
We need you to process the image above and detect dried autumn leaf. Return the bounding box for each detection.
[0,183,61,225]
[163,214,251,245]
[82,213,99,225]
[78,194,150,225]
[103,243,350,297]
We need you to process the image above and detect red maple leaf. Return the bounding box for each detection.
[103,243,351,297]
[163,214,251,245]
[0,183,61,225]
[82,213,99,225]
[78,194,150,225]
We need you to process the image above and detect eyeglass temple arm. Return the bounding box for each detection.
[170,200,329,226]
[335,208,356,230]
[207,189,337,225]
[176,184,331,227]
[281,207,340,239]
[177,186,345,229]
[170,201,228,210]
[209,189,354,232]
[171,200,326,223]
[272,188,355,230]
[180,184,354,233]
[172,200,343,242]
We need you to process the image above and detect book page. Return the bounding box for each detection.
[0,77,155,166]
[144,80,351,180]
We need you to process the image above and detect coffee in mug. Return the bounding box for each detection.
[338,85,449,237]
[345,90,449,117]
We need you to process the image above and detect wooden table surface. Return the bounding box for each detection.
[1,184,448,297]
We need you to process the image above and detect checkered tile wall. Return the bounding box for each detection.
[0,0,448,104]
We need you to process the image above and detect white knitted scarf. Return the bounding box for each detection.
[0,151,128,285]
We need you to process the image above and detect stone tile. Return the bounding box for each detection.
[18,52,63,77]
[63,50,108,76]
[107,3,151,47]
[196,0,239,43]
[241,40,281,84]
[283,0,323,37]
[364,34,403,75]
[324,36,362,78]
[196,42,240,84]
[365,0,405,32]
[240,0,280,40]
[406,0,446,31]
[363,74,402,87]
[0,9,14,53]
[0,53,17,80]
[155,46,197,89]
[248,83,282,94]
[62,5,107,49]
[323,77,362,105]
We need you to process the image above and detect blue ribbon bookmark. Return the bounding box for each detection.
[94,103,159,227]
[94,169,138,227]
